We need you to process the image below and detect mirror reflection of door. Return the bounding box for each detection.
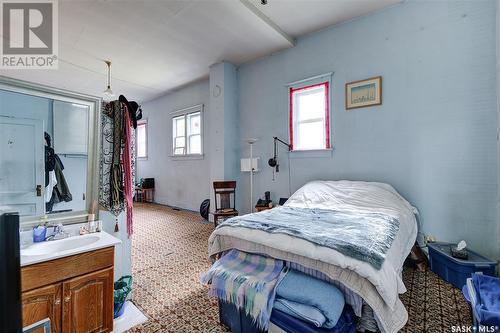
[0,89,89,219]
[0,117,45,216]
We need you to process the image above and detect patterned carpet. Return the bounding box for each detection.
[126,203,472,333]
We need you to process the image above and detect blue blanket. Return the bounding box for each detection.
[218,206,400,269]
[275,269,345,329]
[274,298,326,327]
[472,273,500,326]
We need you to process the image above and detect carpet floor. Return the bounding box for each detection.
[126,203,472,333]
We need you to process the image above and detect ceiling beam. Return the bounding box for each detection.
[239,0,296,47]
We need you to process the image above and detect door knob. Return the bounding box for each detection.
[36,185,42,197]
[64,296,71,303]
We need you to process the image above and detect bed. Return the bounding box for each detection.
[208,180,418,333]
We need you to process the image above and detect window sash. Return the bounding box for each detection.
[289,81,330,151]
[188,134,201,154]
[187,112,201,135]
[172,108,203,156]
[136,122,147,158]
[172,115,185,155]
[295,120,325,150]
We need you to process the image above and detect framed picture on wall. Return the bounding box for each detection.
[345,76,382,110]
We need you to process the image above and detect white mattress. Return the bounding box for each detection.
[284,180,418,306]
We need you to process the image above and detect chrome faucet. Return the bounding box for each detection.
[45,223,70,241]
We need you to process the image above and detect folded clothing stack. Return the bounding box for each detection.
[273,269,350,330]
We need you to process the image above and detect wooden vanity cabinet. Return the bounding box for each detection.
[22,283,62,333]
[21,247,115,333]
[62,268,114,333]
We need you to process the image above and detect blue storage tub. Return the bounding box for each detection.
[219,300,262,333]
[218,300,356,333]
[463,276,500,332]
[428,242,496,289]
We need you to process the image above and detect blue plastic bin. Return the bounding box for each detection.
[463,276,500,332]
[428,242,496,289]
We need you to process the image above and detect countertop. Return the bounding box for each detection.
[20,223,121,267]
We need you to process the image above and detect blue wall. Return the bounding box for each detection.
[237,0,499,259]
[138,80,212,211]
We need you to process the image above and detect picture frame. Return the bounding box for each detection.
[345,76,382,110]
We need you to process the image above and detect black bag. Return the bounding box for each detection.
[200,199,210,220]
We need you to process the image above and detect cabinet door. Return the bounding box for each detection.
[22,283,62,333]
[62,267,114,333]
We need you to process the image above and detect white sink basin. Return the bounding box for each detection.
[21,235,100,257]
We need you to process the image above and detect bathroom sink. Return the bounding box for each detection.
[21,235,100,257]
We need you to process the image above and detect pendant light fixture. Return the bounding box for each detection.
[103,60,114,99]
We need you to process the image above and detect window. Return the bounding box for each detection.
[289,81,330,151]
[136,120,147,158]
[172,105,203,156]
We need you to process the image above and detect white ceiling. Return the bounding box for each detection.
[1,0,401,102]
[249,0,401,38]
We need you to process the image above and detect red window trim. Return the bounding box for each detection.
[289,81,330,151]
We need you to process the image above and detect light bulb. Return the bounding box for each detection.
[103,86,114,100]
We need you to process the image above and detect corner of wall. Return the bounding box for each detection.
[100,210,132,279]
[208,61,241,214]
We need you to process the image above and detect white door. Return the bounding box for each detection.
[0,117,44,216]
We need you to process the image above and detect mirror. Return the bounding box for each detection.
[0,79,100,226]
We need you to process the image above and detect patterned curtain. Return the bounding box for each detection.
[99,102,136,217]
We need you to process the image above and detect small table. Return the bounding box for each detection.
[255,205,273,212]
[135,187,154,203]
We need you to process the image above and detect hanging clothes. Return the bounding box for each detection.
[45,141,55,186]
[99,101,125,216]
[122,106,134,236]
[108,100,125,209]
[45,171,57,203]
[53,155,72,202]
[99,97,138,237]
[44,132,72,212]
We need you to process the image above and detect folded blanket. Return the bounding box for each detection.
[472,273,500,326]
[218,206,399,269]
[276,269,345,328]
[200,250,285,330]
[274,298,326,327]
[271,305,357,333]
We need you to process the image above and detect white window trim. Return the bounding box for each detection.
[287,72,333,155]
[136,119,148,160]
[170,104,204,158]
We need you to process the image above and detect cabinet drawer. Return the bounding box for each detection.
[22,247,114,292]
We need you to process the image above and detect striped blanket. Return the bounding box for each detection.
[200,249,286,330]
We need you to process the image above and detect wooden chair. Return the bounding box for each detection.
[213,181,238,226]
